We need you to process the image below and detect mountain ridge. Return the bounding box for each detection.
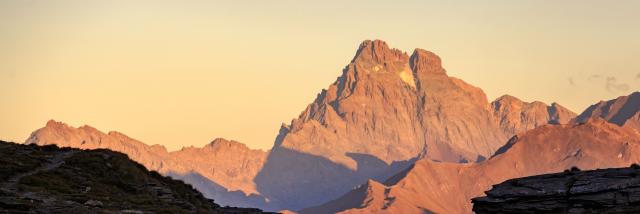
[24,40,582,212]
[303,118,640,213]
[25,119,269,208]
[243,39,576,210]
[573,91,640,130]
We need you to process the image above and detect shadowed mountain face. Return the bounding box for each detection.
[166,171,272,210]
[0,140,268,213]
[25,40,578,211]
[573,91,640,131]
[303,118,640,214]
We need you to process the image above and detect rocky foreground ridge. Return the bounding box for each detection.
[472,165,640,213]
[0,140,269,213]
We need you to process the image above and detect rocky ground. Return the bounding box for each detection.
[472,165,640,213]
[0,140,270,214]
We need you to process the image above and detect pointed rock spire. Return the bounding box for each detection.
[351,40,406,64]
[45,119,65,128]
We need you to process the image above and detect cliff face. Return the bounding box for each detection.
[0,140,268,213]
[302,118,640,214]
[472,166,640,213]
[278,40,507,167]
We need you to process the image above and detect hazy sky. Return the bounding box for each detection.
[1,0,639,150]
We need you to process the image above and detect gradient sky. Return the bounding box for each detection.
[1,0,639,151]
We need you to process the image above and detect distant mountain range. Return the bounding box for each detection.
[25,121,270,209]
[24,40,640,213]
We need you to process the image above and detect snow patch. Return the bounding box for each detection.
[399,66,416,89]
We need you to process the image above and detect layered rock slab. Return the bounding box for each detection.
[472,166,640,213]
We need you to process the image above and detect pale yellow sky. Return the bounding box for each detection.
[1,0,639,150]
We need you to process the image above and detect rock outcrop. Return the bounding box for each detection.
[472,166,640,213]
[0,140,269,213]
[302,118,640,213]
[276,40,507,166]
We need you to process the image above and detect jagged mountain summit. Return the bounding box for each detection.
[25,40,576,212]
[254,40,574,210]
[274,40,575,166]
[0,140,268,213]
[278,40,504,166]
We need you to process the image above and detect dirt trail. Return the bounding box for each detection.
[1,150,78,194]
